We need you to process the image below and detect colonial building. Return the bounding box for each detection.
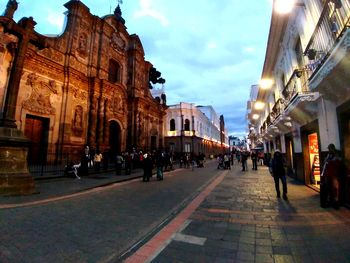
[164,102,229,156]
[247,0,350,205]
[0,0,167,194]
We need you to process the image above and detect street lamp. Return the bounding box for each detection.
[259,78,274,90]
[274,0,305,14]
[254,101,265,110]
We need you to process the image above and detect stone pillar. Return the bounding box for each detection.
[0,17,38,195]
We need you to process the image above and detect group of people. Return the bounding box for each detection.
[217,153,233,170]
[179,152,206,169]
[268,143,347,207]
[65,146,177,182]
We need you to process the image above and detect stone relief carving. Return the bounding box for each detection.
[23,73,58,114]
[109,92,124,114]
[77,33,88,57]
[72,105,83,136]
[110,31,126,53]
[72,87,87,101]
[37,48,64,64]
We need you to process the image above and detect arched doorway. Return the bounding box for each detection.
[109,120,121,157]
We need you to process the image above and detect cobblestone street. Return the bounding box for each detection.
[126,164,350,263]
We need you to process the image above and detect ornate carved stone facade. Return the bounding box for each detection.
[0,0,167,163]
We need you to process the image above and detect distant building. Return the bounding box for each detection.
[164,102,229,156]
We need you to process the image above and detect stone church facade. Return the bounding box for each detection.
[0,0,167,165]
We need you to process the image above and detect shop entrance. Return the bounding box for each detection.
[307,133,321,188]
[301,120,320,188]
[24,115,49,165]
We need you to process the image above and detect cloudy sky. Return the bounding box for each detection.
[2,0,272,138]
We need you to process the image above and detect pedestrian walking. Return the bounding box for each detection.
[124,152,132,175]
[270,149,288,200]
[115,152,124,175]
[224,154,231,169]
[241,151,248,171]
[143,152,153,182]
[79,145,91,177]
[251,150,258,170]
[320,143,347,209]
[156,150,165,180]
[94,150,103,172]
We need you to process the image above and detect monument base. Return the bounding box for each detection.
[0,127,36,196]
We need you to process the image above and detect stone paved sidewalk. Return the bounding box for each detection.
[126,164,350,263]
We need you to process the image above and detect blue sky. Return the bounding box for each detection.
[1,0,272,138]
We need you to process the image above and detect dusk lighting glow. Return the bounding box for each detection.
[259,78,274,89]
[274,0,295,14]
[254,101,265,110]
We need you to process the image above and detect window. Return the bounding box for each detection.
[170,119,175,131]
[184,143,191,153]
[108,59,121,83]
[184,119,190,131]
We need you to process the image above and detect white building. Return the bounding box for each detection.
[247,0,350,206]
[165,102,229,156]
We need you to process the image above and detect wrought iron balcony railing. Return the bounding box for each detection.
[270,98,285,122]
[282,68,310,105]
[304,0,350,77]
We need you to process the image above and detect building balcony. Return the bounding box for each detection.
[305,0,350,100]
[281,68,319,125]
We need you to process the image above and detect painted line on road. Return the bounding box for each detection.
[123,170,228,263]
[172,233,206,246]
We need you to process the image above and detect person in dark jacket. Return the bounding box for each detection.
[321,143,347,209]
[155,151,165,180]
[79,145,91,177]
[251,150,258,170]
[270,149,287,200]
[143,152,153,182]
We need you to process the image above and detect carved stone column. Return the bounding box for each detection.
[97,97,105,148]
[88,96,98,147]
[0,15,41,195]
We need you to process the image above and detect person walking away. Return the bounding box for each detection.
[115,152,124,175]
[270,149,287,200]
[79,145,90,177]
[124,152,132,175]
[241,151,248,171]
[224,154,230,169]
[94,150,103,172]
[143,152,153,182]
[251,150,258,170]
[156,151,165,180]
[320,143,346,209]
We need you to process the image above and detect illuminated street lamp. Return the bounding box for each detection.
[254,101,265,110]
[274,0,305,14]
[259,78,274,89]
[252,114,260,120]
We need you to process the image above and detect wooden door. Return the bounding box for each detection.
[24,116,49,164]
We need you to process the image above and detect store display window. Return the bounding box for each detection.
[308,133,320,188]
